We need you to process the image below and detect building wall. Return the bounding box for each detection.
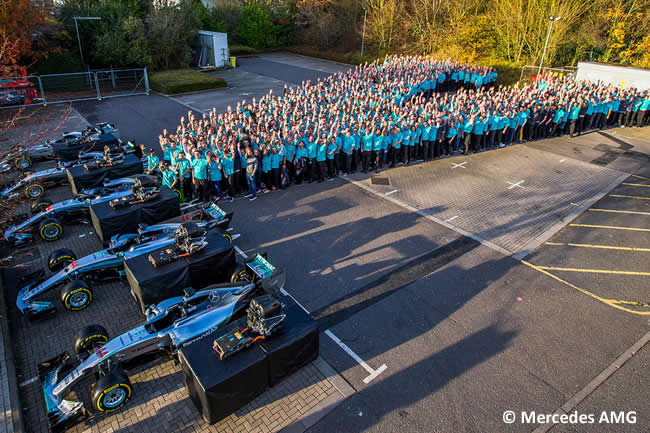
[576,62,650,91]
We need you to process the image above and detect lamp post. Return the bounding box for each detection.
[538,15,562,75]
[361,7,367,58]
[73,16,101,68]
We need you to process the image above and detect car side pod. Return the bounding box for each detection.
[38,352,86,433]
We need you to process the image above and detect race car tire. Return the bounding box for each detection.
[223,233,232,243]
[92,367,132,413]
[230,264,251,283]
[30,197,53,215]
[39,218,63,241]
[60,279,93,311]
[25,183,45,199]
[15,156,32,170]
[74,324,109,355]
[47,248,77,272]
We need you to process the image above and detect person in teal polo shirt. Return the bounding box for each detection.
[361,126,374,173]
[208,153,223,200]
[342,129,355,174]
[161,162,178,190]
[326,136,339,179]
[146,148,160,175]
[191,150,209,202]
[221,150,235,197]
[316,137,327,182]
[175,152,192,201]
[270,144,283,189]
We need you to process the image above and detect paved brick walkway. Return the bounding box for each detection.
[350,144,625,253]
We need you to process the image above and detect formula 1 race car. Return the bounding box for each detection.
[17,222,233,316]
[0,147,133,200]
[46,123,121,151]
[3,178,160,246]
[0,123,128,173]
[16,203,235,316]
[38,270,284,432]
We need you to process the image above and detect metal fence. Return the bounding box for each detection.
[519,65,578,83]
[0,68,149,109]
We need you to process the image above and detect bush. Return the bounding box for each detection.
[238,3,286,50]
[229,45,261,55]
[149,69,227,94]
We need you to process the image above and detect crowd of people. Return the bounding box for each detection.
[145,55,650,203]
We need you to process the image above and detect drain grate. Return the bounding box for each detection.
[371,176,390,185]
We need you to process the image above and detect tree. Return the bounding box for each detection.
[364,0,403,53]
[0,0,50,74]
[146,0,198,70]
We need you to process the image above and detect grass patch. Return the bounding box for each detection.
[149,69,227,95]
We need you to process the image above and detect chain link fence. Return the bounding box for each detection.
[0,68,149,109]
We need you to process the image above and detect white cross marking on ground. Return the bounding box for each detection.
[507,180,526,189]
[452,161,467,169]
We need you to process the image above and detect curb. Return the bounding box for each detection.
[0,270,25,433]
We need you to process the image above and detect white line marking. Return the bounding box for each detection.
[385,189,399,196]
[324,330,387,384]
[279,288,311,314]
[234,241,386,383]
[451,161,467,169]
[226,227,234,232]
[79,234,85,238]
[231,234,241,241]
[88,232,94,235]
[559,159,566,163]
[445,215,458,222]
[570,202,579,206]
[19,376,38,387]
[507,180,526,189]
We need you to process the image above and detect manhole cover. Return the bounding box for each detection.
[371,176,390,185]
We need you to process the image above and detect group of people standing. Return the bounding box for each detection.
[145,55,649,203]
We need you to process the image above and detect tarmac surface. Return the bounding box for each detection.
[4,53,648,433]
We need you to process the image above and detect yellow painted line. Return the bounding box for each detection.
[521,261,650,315]
[608,194,650,200]
[631,174,650,181]
[589,208,650,216]
[569,223,650,232]
[544,242,650,252]
[536,265,650,276]
[622,183,650,187]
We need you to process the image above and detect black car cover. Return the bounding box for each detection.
[52,133,121,161]
[125,229,237,311]
[66,153,143,195]
[89,186,180,243]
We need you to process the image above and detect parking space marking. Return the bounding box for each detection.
[589,208,650,216]
[445,215,458,222]
[324,330,388,384]
[569,223,650,232]
[544,242,650,252]
[631,174,650,181]
[608,194,650,200]
[622,183,650,187]
[385,189,399,196]
[232,244,387,384]
[521,261,650,315]
[506,180,526,189]
[536,265,650,276]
